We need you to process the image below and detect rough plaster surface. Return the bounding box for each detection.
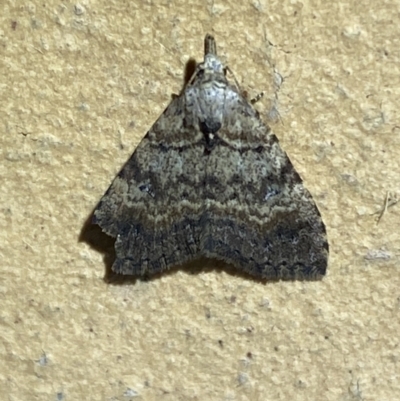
[1,1,399,400]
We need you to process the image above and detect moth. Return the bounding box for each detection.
[93,35,328,279]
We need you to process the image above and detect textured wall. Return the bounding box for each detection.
[1,0,399,400]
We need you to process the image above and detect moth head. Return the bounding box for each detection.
[192,54,225,83]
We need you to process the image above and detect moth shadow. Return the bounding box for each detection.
[169,57,196,100]
[183,58,197,88]
[79,209,117,277]
[161,258,280,286]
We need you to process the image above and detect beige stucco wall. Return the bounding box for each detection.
[1,0,399,399]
